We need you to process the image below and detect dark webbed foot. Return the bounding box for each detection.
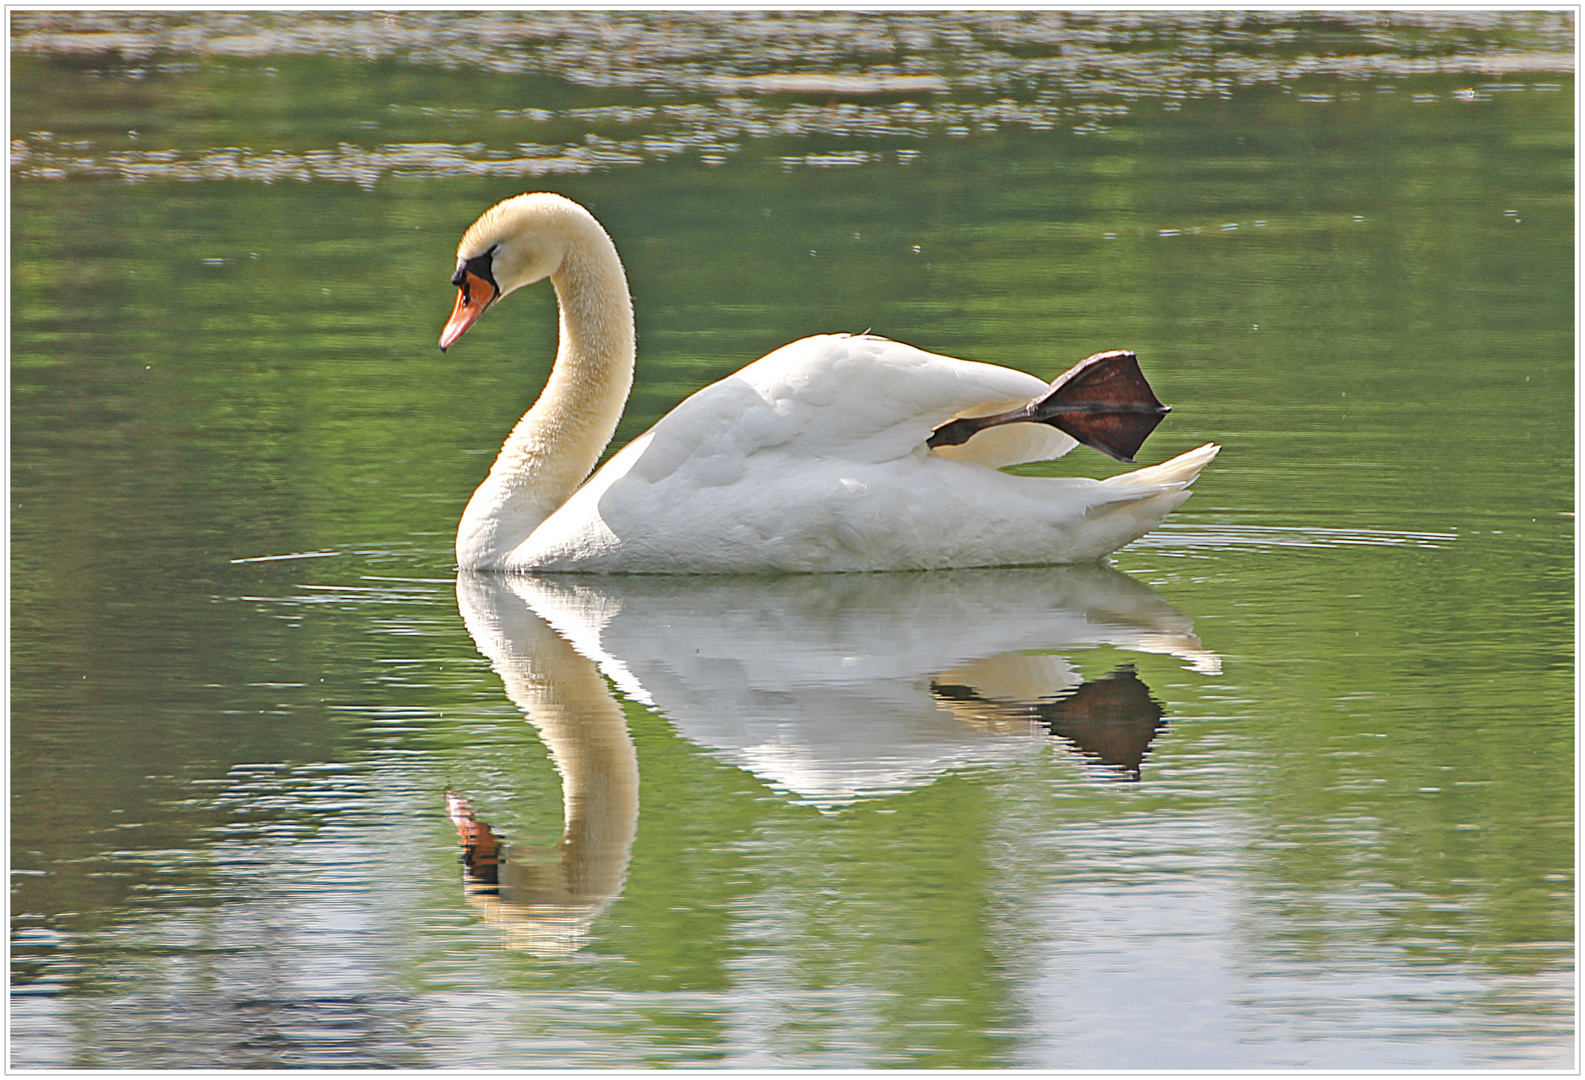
[928,350,1170,462]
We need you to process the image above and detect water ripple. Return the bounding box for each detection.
[1137,523,1458,552]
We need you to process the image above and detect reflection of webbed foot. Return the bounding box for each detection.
[1037,664,1166,781]
[931,661,1167,781]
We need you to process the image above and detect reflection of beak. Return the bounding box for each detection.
[439,270,498,351]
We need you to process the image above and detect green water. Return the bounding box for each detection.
[10,11,1574,1068]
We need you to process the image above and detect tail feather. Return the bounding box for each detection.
[1100,443,1220,489]
[1059,443,1218,558]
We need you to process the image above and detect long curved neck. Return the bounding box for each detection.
[457,219,635,571]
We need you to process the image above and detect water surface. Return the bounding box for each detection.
[10,11,1574,1069]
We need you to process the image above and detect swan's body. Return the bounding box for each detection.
[442,193,1218,573]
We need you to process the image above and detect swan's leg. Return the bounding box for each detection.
[928,350,1170,462]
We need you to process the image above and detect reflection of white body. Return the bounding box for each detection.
[482,566,1219,808]
[442,193,1219,572]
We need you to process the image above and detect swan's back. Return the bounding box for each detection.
[725,334,1076,465]
[616,335,1071,484]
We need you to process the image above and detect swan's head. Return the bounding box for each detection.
[439,193,582,351]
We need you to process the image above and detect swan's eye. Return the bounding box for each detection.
[452,248,500,302]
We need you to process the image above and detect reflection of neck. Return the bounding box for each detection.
[455,573,639,948]
[517,612,639,902]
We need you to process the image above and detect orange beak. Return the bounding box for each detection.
[439,269,498,351]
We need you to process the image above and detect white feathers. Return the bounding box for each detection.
[447,195,1219,573]
[501,334,1217,572]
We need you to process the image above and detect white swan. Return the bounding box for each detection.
[440,192,1219,573]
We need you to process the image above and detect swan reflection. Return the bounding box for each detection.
[504,566,1215,805]
[452,566,1216,949]
[459,559,1215,805]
